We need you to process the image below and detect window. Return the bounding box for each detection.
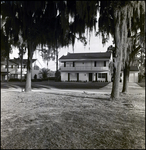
[14,74,18,79]
[98,73,102,78]
[11,65,13,68]
[24,65,26,68]
[10,74,18,79]
[102,73,106,78]
[64,62,66,67]
[104,61,106,67]
[98,73,107,78]
[94,61,96,67]
[73,62,75,67]
[34,65,39,70]
[18,65,19,68]
[11,74,15,78]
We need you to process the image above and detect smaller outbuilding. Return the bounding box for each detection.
[121,66,139,83]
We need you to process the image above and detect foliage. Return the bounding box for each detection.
[1,1,145,96]
[1,1,98,91]
[39,68,50,79]
[1,27,13,61]
[55,70,61,82]
[97,1,145,99]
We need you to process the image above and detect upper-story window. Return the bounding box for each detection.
[94,61,96,67]
[64,62,66,67]
[104,61,106,67]
[34,65,39,70]
[73,62,75,67]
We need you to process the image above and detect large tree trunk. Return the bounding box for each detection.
[21,48,23,83]
[110,5,129,100]
[56,49,58,71]
[122,62,130,93]
[6,51,9,82]
[110,13,123,100]
[25,42,34,92]
[110,56,122,99]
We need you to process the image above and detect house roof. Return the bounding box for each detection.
[129,66,139,71]
[10,58,37,65]
[59,52,111,60]
[121,66,139,71]
[1,60,18,65]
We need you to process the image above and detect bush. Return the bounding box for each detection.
[32,79,42,82]
[9,78,20,82]
[55,70,61,82]
[48,77,55,80]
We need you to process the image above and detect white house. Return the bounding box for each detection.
[1,58,41,81]
[59,52,139,82]
[1,60,18,81]
[59,52,113,82]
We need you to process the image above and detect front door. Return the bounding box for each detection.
[2,75,5,81]
[77,73,79,82]
[68,73,70,81]
[89,73,92,81]
[105,73,107,82]
[95,73,97,81]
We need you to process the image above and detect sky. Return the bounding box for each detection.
[10,32,113,71]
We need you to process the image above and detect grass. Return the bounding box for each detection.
[137,78,145,87]
[1,81,110,89]
[1,90,145,149]
[137,82,145,87]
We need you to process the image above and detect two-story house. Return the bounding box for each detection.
[1,58,41,81]
[1,59,18,81]
[59,51,139,83]
[59,52,113,82]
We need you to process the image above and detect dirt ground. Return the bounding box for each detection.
[1,90,145,149]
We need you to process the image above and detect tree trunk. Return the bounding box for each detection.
[110,15,122,100]
[111,57,122,99]
[25,42,34,92]
[7,51,9,82]
[56,49,58,71]
[21,48,23,82]
[122,62,130,93]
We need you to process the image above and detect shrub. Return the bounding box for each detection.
[9,78,20,82]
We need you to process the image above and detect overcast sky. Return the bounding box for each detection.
[10,31,113,71]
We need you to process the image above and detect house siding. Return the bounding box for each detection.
[1,59,41,81]
[59,52,138,83]
[129,71,138,82]
[61,72,111,82]
[60,60,111,82]
[120,71,139,83]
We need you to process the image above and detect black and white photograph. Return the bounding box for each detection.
[1,1,145,149]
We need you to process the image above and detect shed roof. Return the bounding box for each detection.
[121,66,139,71]
[129,66,139,71]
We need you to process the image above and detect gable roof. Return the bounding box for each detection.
[10,58,37,65]
[1,60,18,65]
[59,52,111,60]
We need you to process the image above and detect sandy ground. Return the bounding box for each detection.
[1,90,145,149]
